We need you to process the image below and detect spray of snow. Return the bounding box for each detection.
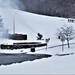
[0,0,24,38]
[0,0,24,10]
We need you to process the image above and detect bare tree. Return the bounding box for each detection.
[56,25,75,48]
[57,29,65,51]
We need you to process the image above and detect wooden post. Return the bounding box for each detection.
[31,47,35,52]
[62,41,64,52]
[45,38,50,51]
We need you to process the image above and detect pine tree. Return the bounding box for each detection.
[0,16,9,38]
[0,16,4,30]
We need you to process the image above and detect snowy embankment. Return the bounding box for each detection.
[0,8,75,74]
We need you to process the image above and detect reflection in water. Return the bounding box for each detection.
[0,53,52,66]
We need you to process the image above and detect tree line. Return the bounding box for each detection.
[21,0,75,18]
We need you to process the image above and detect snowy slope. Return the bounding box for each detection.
[0,8,75,74]
[0,8,73,45]
[0,8,67,40]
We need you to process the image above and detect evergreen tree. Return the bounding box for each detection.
[0,16,4,29]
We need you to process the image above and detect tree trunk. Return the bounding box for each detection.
[62,42,64,51]
[67,40,70,48]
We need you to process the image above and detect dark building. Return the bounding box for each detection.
[9,34,27,40]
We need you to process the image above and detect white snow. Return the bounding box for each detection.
[0,8,75,74]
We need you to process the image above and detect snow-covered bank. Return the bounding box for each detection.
[0,54,75,74]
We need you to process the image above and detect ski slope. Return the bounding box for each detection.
[0,8,75,74]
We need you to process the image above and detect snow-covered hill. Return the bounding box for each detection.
[0,8,70,43]
[0,8,75,74]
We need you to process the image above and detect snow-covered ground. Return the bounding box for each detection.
[0,8,75,74]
